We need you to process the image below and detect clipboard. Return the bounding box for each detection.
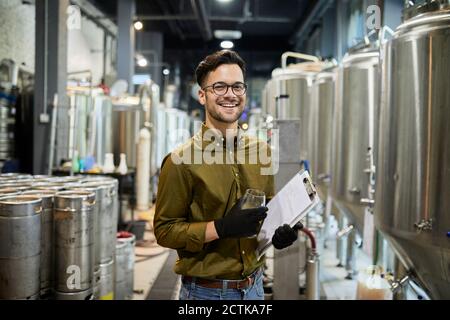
[256,170,320,259]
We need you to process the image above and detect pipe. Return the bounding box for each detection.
[297,225,320,300]
[306,252,320,300]
[47,94,58,175]
[281,51,320,69]
[299,227,317,253]
[136,127,151,211]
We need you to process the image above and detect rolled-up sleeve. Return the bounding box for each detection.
[153,154,207,253]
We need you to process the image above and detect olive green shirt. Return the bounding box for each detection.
[154,124,275,280]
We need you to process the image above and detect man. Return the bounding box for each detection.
[154,50,300,300]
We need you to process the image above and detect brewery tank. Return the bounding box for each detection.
[269,67,317,165]
[375,6,450,299]
[330,47,380,234]
[312,71,336,199]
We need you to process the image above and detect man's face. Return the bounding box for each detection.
[198,64,246,124]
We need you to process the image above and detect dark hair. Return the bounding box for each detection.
[195,50,246,87]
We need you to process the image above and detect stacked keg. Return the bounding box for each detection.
[0,173,121,300]
[0,195,42,300]
[53,190,96,300]
[80,176,119,300]
[22,189,57,298]
[115,231,136,300]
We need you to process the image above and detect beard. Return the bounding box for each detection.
[205,97,245,124]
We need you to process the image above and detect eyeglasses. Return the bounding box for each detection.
[202,82,247,96]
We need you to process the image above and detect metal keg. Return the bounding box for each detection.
[32,175,53,182]
[50,176,82,184]
[54,190,95,296]
[115,232,136,300]
[0,182,31,192]
[31,182,65,191]
[93,259,115,300]
[0,195,42,299]
[23,189,56,296]
[82,180,117,265]
[0,187,21,197]
[0,173,19,179]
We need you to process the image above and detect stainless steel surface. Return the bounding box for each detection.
[93,259,115,300]
[82,180,117,265]
[22,190,56,296]
[271,68,316,164]
[115,233,136,300]
[112,104,146,168]
[312,71,336,199]
[54,288,93,300]
[54,190,95,293]
[375,9,450,299]
[0,196,42,299]
[0,187,20,197]
[330,48,380,234]
[31,182,66,191]
[403,0,450,20]
[306,253,320,300]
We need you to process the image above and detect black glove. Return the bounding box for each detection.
[214,198,268,239]
[272,222,304,250]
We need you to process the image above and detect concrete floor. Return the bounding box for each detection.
[130,224,373,300]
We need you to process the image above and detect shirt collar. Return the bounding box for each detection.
[197,122,245,150]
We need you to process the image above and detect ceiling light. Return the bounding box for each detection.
[134,21,143,30]
[220,40,234,49]
[163,68,170,76]
[217,0,233,3]
[214,30,242,40]
[137,57,148,67]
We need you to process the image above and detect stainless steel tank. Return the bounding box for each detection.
[93,259,115,300]
[23,189,56,297]
[330,47,380,234]
[112,104,145,169]
[115,232,136,300]
[375,7,450,299]
[312,71,336,199]
[270,67,317,164]
[54,190,95,297]
[0,195,42,299]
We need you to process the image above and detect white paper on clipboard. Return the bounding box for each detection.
[256,170,320,259]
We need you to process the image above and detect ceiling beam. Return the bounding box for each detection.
[155,0,186,41]
[190,0,213,41]
[135,15,293,23]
